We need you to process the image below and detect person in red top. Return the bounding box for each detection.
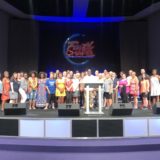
[1,71,10,111]
[65,73,73,104]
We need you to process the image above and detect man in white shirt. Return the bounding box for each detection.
[83,69,98,108]
[83,69,97,83]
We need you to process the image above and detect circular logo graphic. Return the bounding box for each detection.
[63,33,95,65]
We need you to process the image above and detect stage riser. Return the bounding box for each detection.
[0,118,160,138]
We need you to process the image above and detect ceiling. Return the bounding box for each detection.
[3,0,160,17]
[4,0,73,17]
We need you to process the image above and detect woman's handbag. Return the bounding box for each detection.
[9,91,18,100]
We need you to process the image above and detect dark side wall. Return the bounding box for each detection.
[8,18,39,73]
[148,11,160,71]
[119,21,148,74]
[0,10,9,73]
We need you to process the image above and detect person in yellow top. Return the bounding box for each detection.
[56,72,66,104]
[28,71,38,110]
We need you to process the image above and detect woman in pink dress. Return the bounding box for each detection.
[129,72,139,109]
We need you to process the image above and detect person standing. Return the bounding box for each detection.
[1,71,10,111]
[36,72,47,108]
[150,69,160,105]
[62,71,67,81]
[19,72,28,103]
[79,72,85,108]
[127,70,133,102]
[28,71,38,110]
[65,73,73,104]
[129,72,139,109]
[138,69,151,108]
[72,73,80,104]
[118,73,129,103]
[83,69,96,108]
[138,69,150,81]
[45,72,57,110]
[56,72,66,104]
[0,73,2,105]
[10,72,20,104]
[139,74,150,109]
[103,73,113,109]
[111,72,119,103]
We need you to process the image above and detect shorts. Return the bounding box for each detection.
[9,91,18,100]
[103,92,112,99]
[29,90,37,100]
[47,93,56,103]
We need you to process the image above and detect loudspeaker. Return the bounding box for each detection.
[109,103,133,116]
[4,103,27,115]
[58,103,80,117]
[152,102,160,114]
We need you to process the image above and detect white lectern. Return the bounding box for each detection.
[84,83,104,115]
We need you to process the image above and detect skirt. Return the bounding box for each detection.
[73,91,80,97]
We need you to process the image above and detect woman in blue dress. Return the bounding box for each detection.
[36,72,47,108]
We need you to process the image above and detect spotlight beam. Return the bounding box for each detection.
[73,0,89,17]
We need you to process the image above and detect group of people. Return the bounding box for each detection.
[0,68,160,112]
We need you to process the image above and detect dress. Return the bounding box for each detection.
[140,80,149,98]
[140,80,149,94]
[36,79,47,107]
[1,78,10,101]
[56,79,66,97]
[129,78,139,96]
[150,76,160,96]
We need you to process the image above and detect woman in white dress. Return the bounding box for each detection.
[150,69,160,105]
[72,73,80,104]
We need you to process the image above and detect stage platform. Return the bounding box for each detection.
[0,108,159,139]
[0,108,157,118]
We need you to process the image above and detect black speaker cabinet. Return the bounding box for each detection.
[58,103,80,117]
[152,102,160,114]
[4,103,27,115]
[109,103,133,116]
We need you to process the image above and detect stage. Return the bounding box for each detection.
[0,108,157,118]
[0,109,160,160]
[0,108,159,139]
